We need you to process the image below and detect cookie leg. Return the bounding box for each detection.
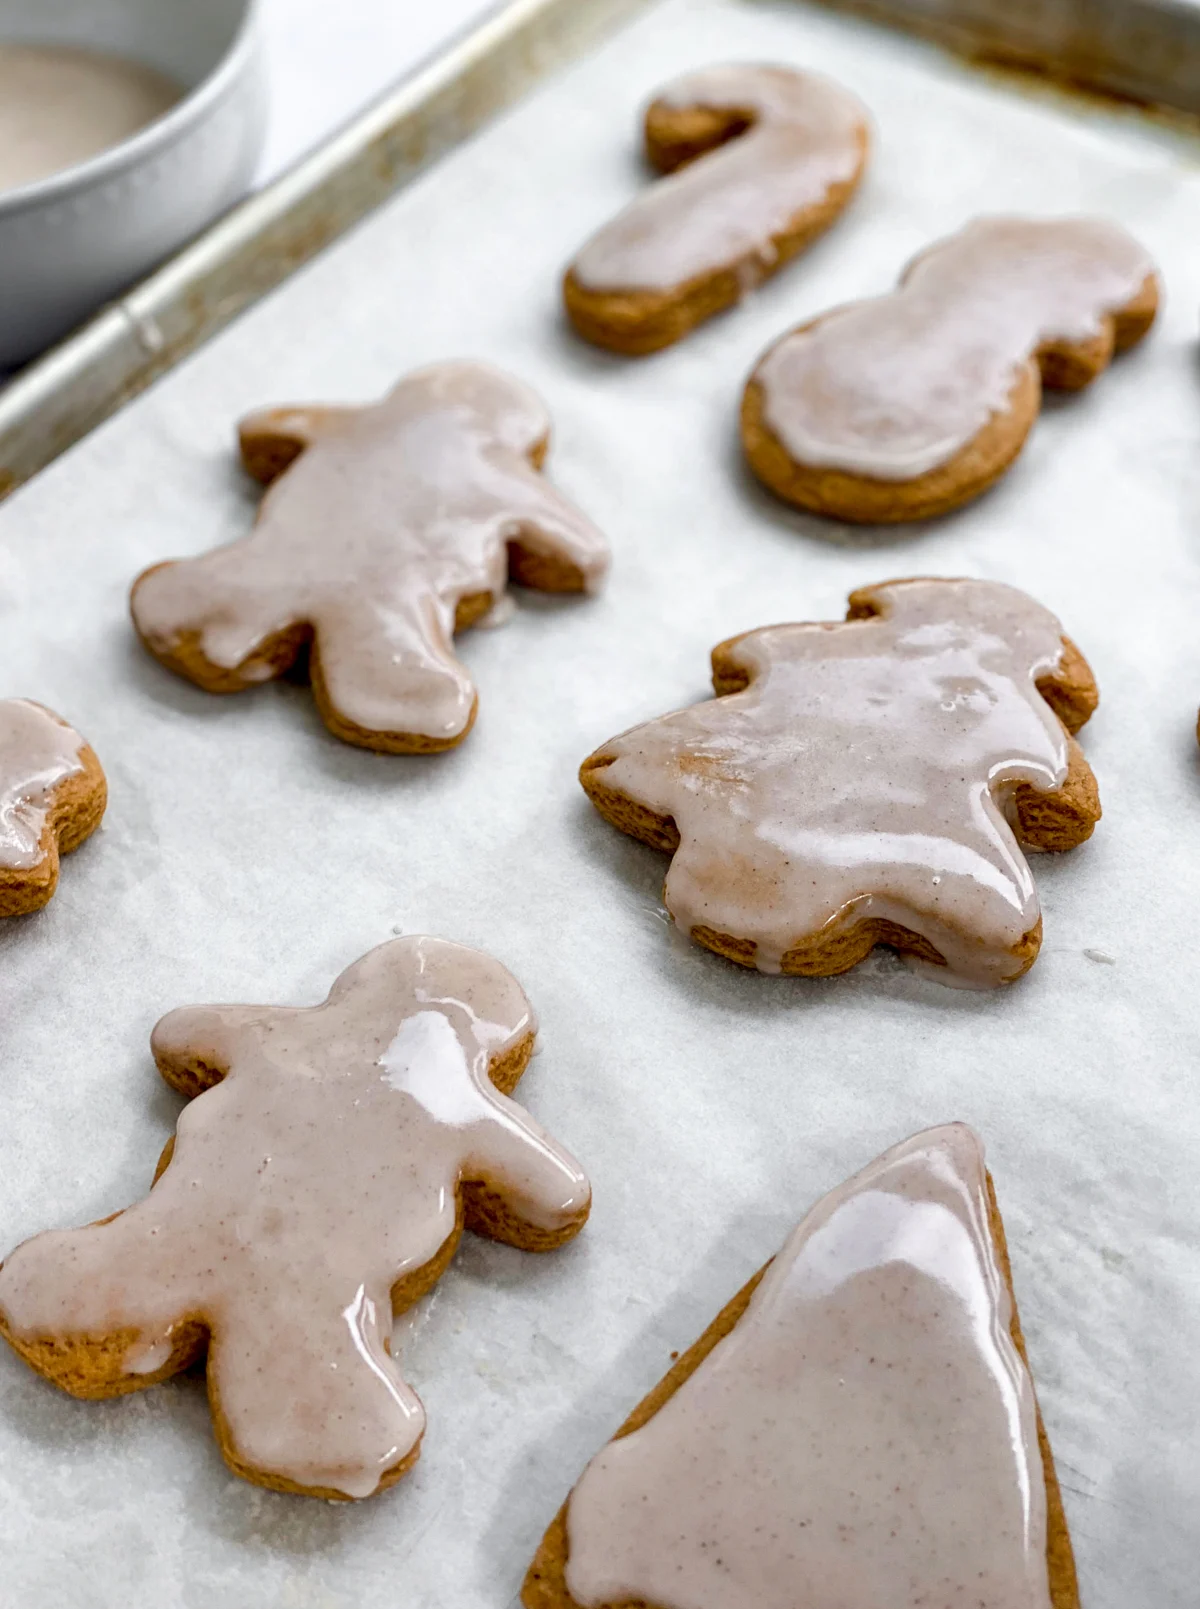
[206,1285,426,1499]
[0,1211,205,1398]
[309,594,479,753]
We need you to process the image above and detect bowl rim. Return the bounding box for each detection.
[0,0,263,218]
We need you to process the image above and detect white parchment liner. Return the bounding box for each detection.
[0,1,1196,1602]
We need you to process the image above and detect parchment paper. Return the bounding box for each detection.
[1,1,1198,1602]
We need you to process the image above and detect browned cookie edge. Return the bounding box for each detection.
[580,589,1098,979]
[522,1171,1078,1609]
[0,1030,573,1500]
[0,734,107,918]
[564,103,868,356]
[741,269,1157,522]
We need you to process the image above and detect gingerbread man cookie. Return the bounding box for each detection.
[0,699,106,917]
[742,215,1158,521]
[564,64,869,354]
[0,936,591,1499]
[130,362,610,752]
[524,1124,1078,1609]
[580,578,1099,987]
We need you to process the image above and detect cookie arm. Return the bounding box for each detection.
[130,543,313,694]
[238,405,361,485]
[150,1005,267,1099]
[505,474,611,596]
[0,1203,206,1398]
[462,1099,591,1251]
[710,626,779,694]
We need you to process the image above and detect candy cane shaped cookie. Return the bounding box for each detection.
[564,64,870,354]
[742,215,1158,522]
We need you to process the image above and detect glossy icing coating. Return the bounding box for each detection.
[756,215,1154,478]
[564,1123,1052,1609]
[587,579,1074,986]
[131,362,610,745]
[571,64,867,293]
[0,937,591,1499]
[0,43,181,193]
[0,699,85,871]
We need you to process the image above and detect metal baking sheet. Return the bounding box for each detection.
[2,0,1198,504]
[0,0,651,501]
[0,0,1197,1603]
[812,0,1200,113]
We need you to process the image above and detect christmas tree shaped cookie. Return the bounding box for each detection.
[524,1123,1078,1609]
[0,698,106,916]
[0,937,591,1499]
[130,361,610,752]
[580,577,1100,987]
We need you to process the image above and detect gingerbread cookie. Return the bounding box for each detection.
[524,1123,1078,1609]
[742,215,1158,521]
[580,578,1099,987]
[0,699,106,917]
[0,936,591,1500]
[130,362,610,752]
[564,64,869,354]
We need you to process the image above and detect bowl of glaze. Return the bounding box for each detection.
[0,0,266,368]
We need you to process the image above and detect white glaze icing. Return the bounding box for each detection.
[0,699,85,871]
[0,937,590,1499]
[564,1123,1052,1609]
[571,64,867,293]
[0,44,181,193]
[755,215,1154,479]
[130,362,610,745]
[584,579,1082,987]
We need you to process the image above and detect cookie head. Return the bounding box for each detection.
[565,63,869,353]
[129,361,610,753]
[743,215,1158,521]
[0,936,591,1499]
[580,578,1100,987]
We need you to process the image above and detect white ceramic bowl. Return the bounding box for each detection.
[0,0,266,368]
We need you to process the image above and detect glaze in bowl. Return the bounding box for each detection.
[0,0,266,368]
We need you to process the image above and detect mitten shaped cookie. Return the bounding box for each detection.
[0,699,106,917]
[0,936,591,1499]
[742,215,1158,521]
[564,64,869,354]
[524,1123,1078,1609]
[130,362,610,752]
[580,578,1099,987]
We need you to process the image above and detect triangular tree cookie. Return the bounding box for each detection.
[525,1123,1078,1609]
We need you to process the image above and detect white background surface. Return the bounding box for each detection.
[255,0,502,183]
[0,0,1198,1604]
